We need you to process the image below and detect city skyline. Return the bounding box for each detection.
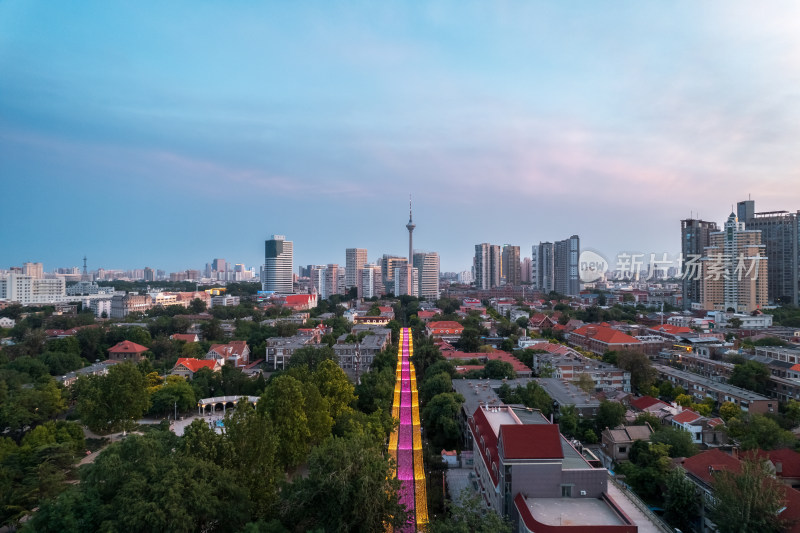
[3,2,800,272]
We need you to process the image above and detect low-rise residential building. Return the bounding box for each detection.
[568,324,642,355]
[600,425,654,464]
[207,341,250,367]
[528,344,631,393]
[110,293,152,318]
[107,340,149,362]
[334,327,391,378]
[210,295,240,307]
[172,358,221,379]
[266,336,319,370]
[653,363,776,414]
[426,320,465,342]
[0,317,14,328]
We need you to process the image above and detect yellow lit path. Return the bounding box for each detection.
[388,327,428,531]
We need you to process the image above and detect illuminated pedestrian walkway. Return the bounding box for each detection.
[388,327,428,531]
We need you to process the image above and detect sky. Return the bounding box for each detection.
[2,1,800,274]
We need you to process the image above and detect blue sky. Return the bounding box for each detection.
[2,1,799,274]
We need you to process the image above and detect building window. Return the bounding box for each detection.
[561,485,573,497]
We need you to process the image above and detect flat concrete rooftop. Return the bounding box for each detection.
[527,497,625,526]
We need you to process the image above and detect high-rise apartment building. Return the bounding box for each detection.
[0,273,65,305]
[701,212,768,313]
[737,199,799,306]
[345,248,368,290]
[474,243,501,290]
[22,262,43,279]
[212,258,227,273]
[144,267,155,282]
[681,218,719,309]
[262,235,293,294]
[533,242,555,293]
[310,265,328,299]
[381,255,407,295]
[554,235,580,296]
[413,251,440,300]
[358,264,384,299]
[394,264,419,297]
[520,257,532,283]
[501,245,521,286]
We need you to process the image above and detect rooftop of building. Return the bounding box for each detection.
[524,497,628,527]
[108,340,149,353]
[571,324,641,345]
[652,363,771,401]
[538,377,601,409]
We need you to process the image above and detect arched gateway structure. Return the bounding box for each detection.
[388,328,428,531]
[197,395,259,415]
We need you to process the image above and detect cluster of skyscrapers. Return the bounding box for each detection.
[681,199,799,312]
[472,235,580,296]
[261,203,441,300]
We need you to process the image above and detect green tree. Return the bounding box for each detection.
[28,432,250,533]
[664,468,698,531]
[595,400,626,431]
[725,414,797,450]
[634,412,660,428]
[74,362,149,433]
[711,456,790,533]
[457,328,482,353]
[719,401,742,422]
[422,392,464,450]
[280,434,408,533]
[421,372,453,404]
[484,359,515,379]
[190,298,207,313]
[223,401,281,518]
[200,319,225,342]
[429,488,512,533]
[573,372,595,394]
[260,375,310,469]
[311,358,355,420]
[558,404,578,438]
[616,350,656,392]
[149,379,196,417]
[728,317,743,329]
[651,427,698,458]
[729,360,770,394]
[675,393,694,407]
[288,345,337,372]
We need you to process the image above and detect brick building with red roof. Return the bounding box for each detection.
[107,340,149,362]
[426,321,465,342]
[567,324,642,355]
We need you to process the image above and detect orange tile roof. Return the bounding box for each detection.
[672,409,703,424]
[572,324,641,345]
[108,340,149,354]
[682,449,741,485]
[171,334,197,343]
[174,358,217,373]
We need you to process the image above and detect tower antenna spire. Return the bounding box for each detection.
[405,195,416,266]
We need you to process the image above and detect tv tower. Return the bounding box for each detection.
[406,196,415,265]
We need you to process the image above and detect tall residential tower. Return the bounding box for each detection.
[262,235,293,294]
